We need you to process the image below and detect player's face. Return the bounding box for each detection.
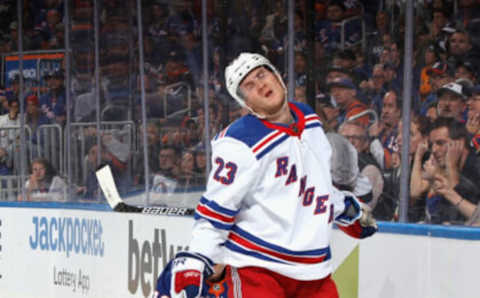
[429,126,450,168]
[239,66,285,118]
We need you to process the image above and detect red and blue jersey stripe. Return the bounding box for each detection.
[304,114,323,129]
[216,102,322,160]
[225,225,331,265]
[195,197,238,230]
[251,130,290,160]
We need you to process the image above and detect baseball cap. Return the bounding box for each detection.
[437,82,467,100]
[327,77,357,90]
[456,60,477,76]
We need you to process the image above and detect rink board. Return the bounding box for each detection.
[0,204,479,298]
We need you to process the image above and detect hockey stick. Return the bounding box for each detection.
[95,164,194,216]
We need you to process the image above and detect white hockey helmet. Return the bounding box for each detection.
[225,52,286,108]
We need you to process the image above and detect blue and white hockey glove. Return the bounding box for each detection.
[155,252,214,298]
[335,192,377,239]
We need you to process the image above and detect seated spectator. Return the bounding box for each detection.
[368,90,402,170]
[379,40,404,86]
[152,145,180,194]
[436,82,468,121]
[0,98,20,153]
[41,9,62,43]
[454,60,478,85]
[327,77,369,127]
[25,95,48,146]
[176,149,204,192]
[333,49,368,84]
[338,122,384,212]
[19,158,67,202]
[359,63,387,114]
[446,30,480,76]
[428,8,453,45]
[418,62,454,116]
[419,44,442,101]
[383,62,402,93]
[39,70,66,125]
[366,10,390,66]
[6,21,32,52]
[415,117,480,224]
[316,1,362,54]
[147,1,170,48]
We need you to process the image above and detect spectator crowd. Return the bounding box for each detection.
[1,0,480,226]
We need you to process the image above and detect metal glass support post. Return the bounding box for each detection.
[287,0,295,101]
[398,0,414,222]
[64,0,73,197]
[202,0,211,175]
[17,0,26,200]
[93,0,102,200]
[136,0,150,206]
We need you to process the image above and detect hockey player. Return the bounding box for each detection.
[155,53,377,298]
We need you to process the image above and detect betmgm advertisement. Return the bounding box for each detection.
[0,208,194,298]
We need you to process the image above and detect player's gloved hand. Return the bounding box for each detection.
[155,251,214,298]
[335,192,377,239]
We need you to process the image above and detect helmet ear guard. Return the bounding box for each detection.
[225,53,287,114]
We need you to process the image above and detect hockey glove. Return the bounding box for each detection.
[335,193,377,239]
[155,251,214,298]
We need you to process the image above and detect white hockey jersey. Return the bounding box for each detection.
[190,102,349,281]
